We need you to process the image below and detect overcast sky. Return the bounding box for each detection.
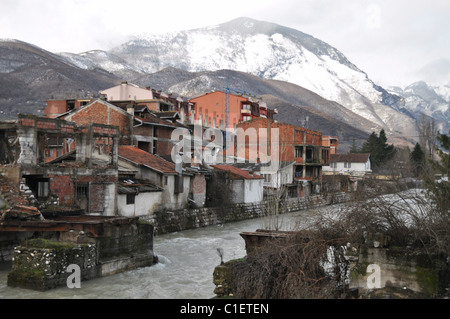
[1,0,449,87]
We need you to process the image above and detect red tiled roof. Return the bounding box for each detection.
[119,146,177,174]
[330,153,370,163]
[211,165,264,180]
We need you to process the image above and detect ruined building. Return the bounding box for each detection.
[0,114,119,216]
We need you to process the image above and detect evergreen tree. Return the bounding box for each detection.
[360,129,396,169]
[410,142,425,176]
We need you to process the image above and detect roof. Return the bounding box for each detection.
[211,165,264,180]
[134,112,187,129]
[62,99,131,120]
[118,146,177,174]
[330,153,370,163]
[118,179,163,194]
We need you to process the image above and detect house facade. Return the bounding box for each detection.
[233,118,330,197]
[211,165,264,204]
[189,91,277,130]
[61,99,134,145]
[118,146,196,214]
[100,81,154,101]
[323,153,372,176]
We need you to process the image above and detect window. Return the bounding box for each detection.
[38,181,49,198]
[126,194,135,205]
[344,162,352,168]
[163,176,168,186]
[295,147,303,158]
[263,174,272,183]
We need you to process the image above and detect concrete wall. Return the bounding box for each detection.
[149,193,351,235]
[349,246,446,296]
[118,191,162,217]
[244,179,263,203]
[7,219,154,291]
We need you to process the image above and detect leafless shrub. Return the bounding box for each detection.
[230,230,351,299]
[230,178,449,298]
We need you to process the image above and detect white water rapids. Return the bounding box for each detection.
[0,208,322,299]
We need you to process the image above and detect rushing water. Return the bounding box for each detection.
[0,208,321,299]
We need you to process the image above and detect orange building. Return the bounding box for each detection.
[234,118,330,182]
[44,99,92,118]
[189,91,276,130]
[322,136,339,155]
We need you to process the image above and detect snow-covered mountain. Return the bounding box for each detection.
[109,17,417,143]
[1,18,426,147]
[389,81,450,133]
[57,50,144,80]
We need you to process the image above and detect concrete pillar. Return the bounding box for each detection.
[17,126,38,165]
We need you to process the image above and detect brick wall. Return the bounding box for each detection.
[49,175,75,206]
[66,101,131,140]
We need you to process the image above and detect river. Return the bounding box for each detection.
[0,208,322,299]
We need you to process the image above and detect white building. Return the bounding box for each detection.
[117,146,194,216]
[323,153,371,177]
[211,165,264,204]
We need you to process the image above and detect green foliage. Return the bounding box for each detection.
[360,129,395,169]
[24,238,76,250]
[410,143,426,176]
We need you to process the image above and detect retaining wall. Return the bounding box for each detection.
[148,193,351,235]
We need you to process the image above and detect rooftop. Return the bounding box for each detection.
[330,153,370,163]
[211,164,264,180]
[118,146,177,174]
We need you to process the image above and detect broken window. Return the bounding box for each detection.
[295,146,303,158]
[295,166,303,178]
[38,181,49,198]
[24,175,50,199]
[76,184,89,211]
[138,141,151,153]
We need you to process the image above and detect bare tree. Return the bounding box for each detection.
[418,114,439,160]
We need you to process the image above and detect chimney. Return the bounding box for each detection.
[126,103,134,115]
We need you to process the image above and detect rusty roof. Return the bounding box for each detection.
[211,164,264,180]
[330,153,370,163]
[118,146,177,174]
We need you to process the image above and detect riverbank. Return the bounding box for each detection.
[0,208,319,298]
[147,192,351,235]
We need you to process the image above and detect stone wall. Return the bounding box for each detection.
[7,239,100,291]
[349,245,448,297]
[149,193,351,235]
[6,218,155,291]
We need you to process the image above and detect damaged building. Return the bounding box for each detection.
[0,114,119,216]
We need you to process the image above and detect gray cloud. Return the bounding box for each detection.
[1,0,449,87]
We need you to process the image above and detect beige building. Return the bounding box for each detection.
[100,81,154,101]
